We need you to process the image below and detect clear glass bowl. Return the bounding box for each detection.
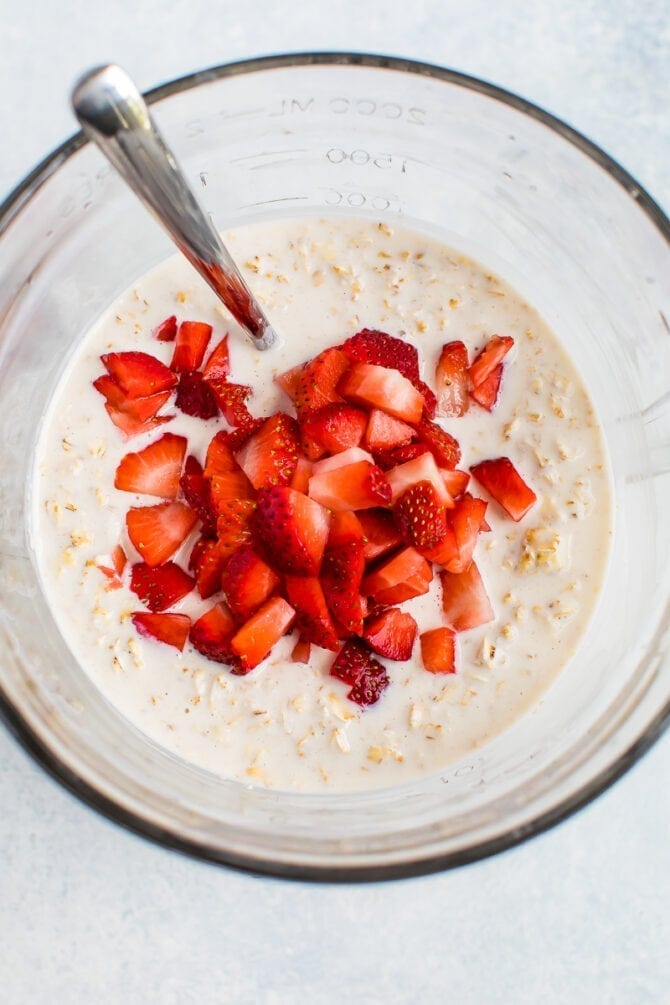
[1,54,669,880]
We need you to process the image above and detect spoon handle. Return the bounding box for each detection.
[72,64,276,349]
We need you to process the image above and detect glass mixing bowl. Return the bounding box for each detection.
[1,54,669,880]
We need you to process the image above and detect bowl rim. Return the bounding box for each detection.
[1,51,669,882]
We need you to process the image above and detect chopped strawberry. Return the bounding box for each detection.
[291,637,311,663]
[103,404,173,440]
[394,480,448,549]
[170,320,212,372]
[130,561,195,611]
[132,612,190,650]
[441,468,470,498]
[179,456,216,534]
[363,608,417,661]
[415,418,461,469]
[94,544,127,588]
[435,341,470,417]
[253,486,330,576]
[419,523,459,567]
[441,561,494,632]
[230,596,296,672]
[386,451,453,506]
[274,363,303,402]
[311,446,374,475]
[94,374,173,439]
[339,362,425,424]
[356,509,402,561]
[189,535,229,599]
[364,409,415,452]
[362,547,433,605]
[204,431,238,478]
[175,371,219,419]
[126,501,198,567]
[470,363,503,411]
[308,460,391,511]
[189,602,237,663]
[223,545,280,621]
[420,627,457,673]
[208,379,254,427]
[321,525,367,636]
[469,335,514,388]
[372,441,430,470]
[285,577,340,651]
[209,469,256,514]
[340,328,436,415]
[154,315,178,342]
[326,510,365,547]
[470,457,537,521]
[219,419,266,452]
[101,351,178,398]
[330,640,389,707]
[287,347,350,417]
[215,498,256,558]
[290,457,313,494]
[115,432,186,499]
[300,403,367,459]
[235,412,299,489]
[202,335,230,381]
[444,493,488,573]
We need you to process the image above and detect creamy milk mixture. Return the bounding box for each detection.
[34,217,611,792]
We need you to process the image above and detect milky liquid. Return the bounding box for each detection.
[33,217,612,792]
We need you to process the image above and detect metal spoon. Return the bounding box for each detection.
[72,64,277,350]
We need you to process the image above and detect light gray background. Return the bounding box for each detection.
[1,2,668,1003]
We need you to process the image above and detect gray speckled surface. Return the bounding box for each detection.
[1,3,669,1002]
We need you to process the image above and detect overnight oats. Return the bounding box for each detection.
[33,217,611,792]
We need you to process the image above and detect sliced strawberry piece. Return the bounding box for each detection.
[435,341,470,417]
[470,363,503,411]
[445,493,488,573]
[209,470,256,514]
[420,627,457,673]
[190,602,237,663]
[340,328,436,414]
[189,535,230,599]
[394,480,448,549]
[130,561,195,611]
[154,315,178,342]
[308,460,391,512]
[175,371,219,419]
[204,432,238,478]
[441,468,470,498]
[235,412,299,489]
[361,547,433,605]
[215,498,256,558]
[274,363,303,402]
[441,561,494,632]
[326,510,365,547]
[419,523,459,567]
[311,446,374,475]
[300,403,367,459]
[321,525,367,637]
[170,320,212,372]
[101,351,178,398]
[415,418,461,469]
[94,374,173,439]
[115,432,186,499]
[330,641,390,707]
[179,456,216,534]
[285,577,340,651]
[364,409,416,453]
[202,335,230,381]
[230,596,296,672]
[356,509,402,561]
[126,501,198,567]
[290,457,313,494]
[219,418,265,452]
[470,457,537,521]
[132,612,190,650]
[208,379,254,427]
[103,404,173,440]
[386,451,453,506]
[469,335,514,388]
[288,347,350,417]
[291,637,311,663]
[94,544,127,588]
[339,362,425,424]
[223,545,280,621]
[372,441,430,470]
[363,608,417,661]
[253,486,330,576]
